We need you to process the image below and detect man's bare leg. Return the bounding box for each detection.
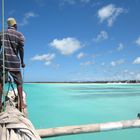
[17,85,26,112]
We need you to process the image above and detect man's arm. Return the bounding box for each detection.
[18,33,25,68]
[19,46,25,68]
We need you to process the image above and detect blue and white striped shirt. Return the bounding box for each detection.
[0,27,25,71]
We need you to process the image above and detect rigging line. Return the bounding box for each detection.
[2,0,6,110]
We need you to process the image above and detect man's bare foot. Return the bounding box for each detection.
[0,102,2,112]
[18,102,27,112]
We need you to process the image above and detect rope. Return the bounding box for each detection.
[7,75,16,97]
[1,0,6,111]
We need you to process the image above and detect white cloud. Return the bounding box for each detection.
[20,12,38,26]
[135,36,140,46]
[77,52,86,59]
[31,53,55,61]
[117,43,124,51]
[122,70,140,80]
[52,64,60,69]
[110,59,125,66]
[31,53,55,66]
[93,31,108,42]
[133,57,140,64]
[136,73,140,80]
[35,0,45,6]
[61,0,75,5]
[44,61,52,66]
[98,4,126,27]
[110,61,116,66]
[50,37,82,55]
[60,0,90,5]
[92,53,101,58]
[80,61,94,66]
[80,0,90,3]
[101,62,105,66]
[124,69,128,73]
[9,10,15,16]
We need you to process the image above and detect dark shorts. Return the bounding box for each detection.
[0,69,23,85]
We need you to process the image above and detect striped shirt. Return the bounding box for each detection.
[0,27,25,71]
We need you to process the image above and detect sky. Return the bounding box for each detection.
[0,0,140,82]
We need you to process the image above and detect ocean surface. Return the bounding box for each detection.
[23,83,140,140]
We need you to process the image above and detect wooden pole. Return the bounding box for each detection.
[37,119,140,138]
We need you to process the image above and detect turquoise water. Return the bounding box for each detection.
[23,83,140,140]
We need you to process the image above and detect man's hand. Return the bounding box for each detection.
[21,63,25,68]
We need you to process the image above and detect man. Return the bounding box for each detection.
[0,17,26,112]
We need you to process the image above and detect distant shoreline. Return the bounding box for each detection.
[24,80,140,84]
